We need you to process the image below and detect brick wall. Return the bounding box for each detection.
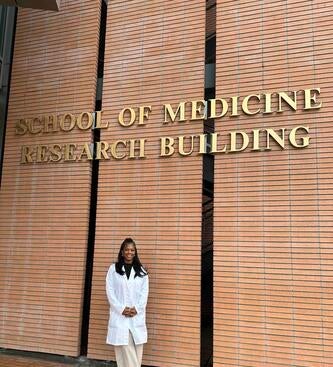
[87,1,205,366]
[0,0,100,355]
[214,1,333,366]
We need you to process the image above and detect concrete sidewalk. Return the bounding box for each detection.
[0,351,116,367]
[0,354,70,367]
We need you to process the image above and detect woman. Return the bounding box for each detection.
[106,238,149,367]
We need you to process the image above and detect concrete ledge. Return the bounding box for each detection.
[0,0,60,11]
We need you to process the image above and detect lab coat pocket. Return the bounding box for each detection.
[109,310,123,328]
[133,313,146,327]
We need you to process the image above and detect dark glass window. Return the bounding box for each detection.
[0,6,7,60]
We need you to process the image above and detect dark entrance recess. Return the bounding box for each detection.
[201,1,216,366]
[80,0,108,356]
[0,6,17,186]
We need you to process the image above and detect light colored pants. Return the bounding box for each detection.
[114,332,143,367]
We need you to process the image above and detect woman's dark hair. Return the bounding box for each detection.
[115,237,148,277]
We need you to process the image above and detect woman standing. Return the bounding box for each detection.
[106,238,149,367]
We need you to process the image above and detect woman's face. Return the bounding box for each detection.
[122,243,136,264]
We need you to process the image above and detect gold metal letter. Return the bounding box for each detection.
[36,145,49,162]
[77,112,93,130]
[229,131,249,152]
[21,145,35,163]
[78,143,93,160]
[95,111,108,129]
[289,126,310,148]
[242,95,261,115]
[60,114,76,132]
[209,99,228,119]
[49,144,62,162]
[265,128,285,150]
[129,139,146,158]
[231,96,239,117]
[160,137,175,156]
[110,140,127,159]
[191,100,207,120]
[199,134,207,154]
[210,133,227,154]
[263,93,272,114]
[96,141,110,160]
[251,129,261,151]
[28,117,43,134]
[178,135,195,156]
[118,108,136,127]
[304,88,322,110]
[163,102,186,123]
[277,91,297,112]
[64,144,77,161]
[44,115,59,133]
[15,119,28,135]
[138,106,152,125]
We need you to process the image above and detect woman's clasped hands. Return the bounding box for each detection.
[122,306,138,317]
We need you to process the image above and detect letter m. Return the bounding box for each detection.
[164,102,186,123]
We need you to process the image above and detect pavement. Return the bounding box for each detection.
[0,354,69,367]
[0,351,116,367]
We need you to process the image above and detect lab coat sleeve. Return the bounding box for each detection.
[136,274,149,314]
[106,266,125,315]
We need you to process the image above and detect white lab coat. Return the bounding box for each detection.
[106,263,149,346]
